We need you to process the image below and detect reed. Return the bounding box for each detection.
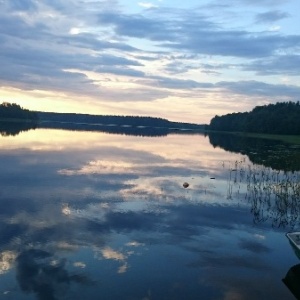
[224,160,300,228]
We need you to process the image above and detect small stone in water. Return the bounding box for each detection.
[183,182,189,188]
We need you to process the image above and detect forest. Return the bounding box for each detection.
[209,101,300,135]
[0,102,38,121]
[37,111,205,130]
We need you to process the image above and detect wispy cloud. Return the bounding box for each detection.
[138,2,158,9]
[255,10,290,23]
[0,0,299,122]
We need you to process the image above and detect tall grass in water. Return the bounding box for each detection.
[225,160,300,228]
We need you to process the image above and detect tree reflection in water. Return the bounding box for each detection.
[225,160,300,228]
[0,121,37,136]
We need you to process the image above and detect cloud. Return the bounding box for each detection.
[164,30,299,58]
[0,0,299,121]
[216,80,300,99]
[242,55,300,76]
[97,8,299,58]
[8,0,37,11]
[222,0,290,6]
[255,10,290,23]
[138,2,158,9]
[148,76,214,89]
[97,11,176,41]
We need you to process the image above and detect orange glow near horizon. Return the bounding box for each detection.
[0,85,259,124]
[0,87,124,118]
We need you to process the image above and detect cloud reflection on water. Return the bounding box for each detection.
[0,129,297,299]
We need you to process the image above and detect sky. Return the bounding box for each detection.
[0,0,299,124]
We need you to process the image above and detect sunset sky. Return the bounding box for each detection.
[0,0,299,123]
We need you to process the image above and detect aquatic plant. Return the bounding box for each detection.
[225,160,300,228]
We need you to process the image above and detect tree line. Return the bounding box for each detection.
[209,101,300,135]
[0,102,38,121]
[37,111,205,130]
[0,102,205,130]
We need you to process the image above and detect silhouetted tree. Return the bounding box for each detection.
[209,101,300,135]
[0,102,38,121]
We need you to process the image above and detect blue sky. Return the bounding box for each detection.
[0,0,299,123]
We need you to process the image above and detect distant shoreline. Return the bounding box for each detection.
[35,111,207,131]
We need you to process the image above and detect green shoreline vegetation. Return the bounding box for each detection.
[0,102,38,122]
[207,101,300,145]
[209,101,300,136]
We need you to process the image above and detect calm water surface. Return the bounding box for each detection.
[0,127,300,299]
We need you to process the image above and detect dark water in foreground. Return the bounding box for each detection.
[0,127,300,300]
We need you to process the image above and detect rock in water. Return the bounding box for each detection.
[183,182,189,188]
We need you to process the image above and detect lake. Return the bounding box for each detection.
[0,125,300,300]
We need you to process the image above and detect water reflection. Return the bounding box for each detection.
[2,119,203,138]
[209,132,300,171]
[0,121,37,137]
[0,128,298,299]
[3,123,299,172]
[225,160,300,228]
[16,249,93,300]
[39,121,198,137]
